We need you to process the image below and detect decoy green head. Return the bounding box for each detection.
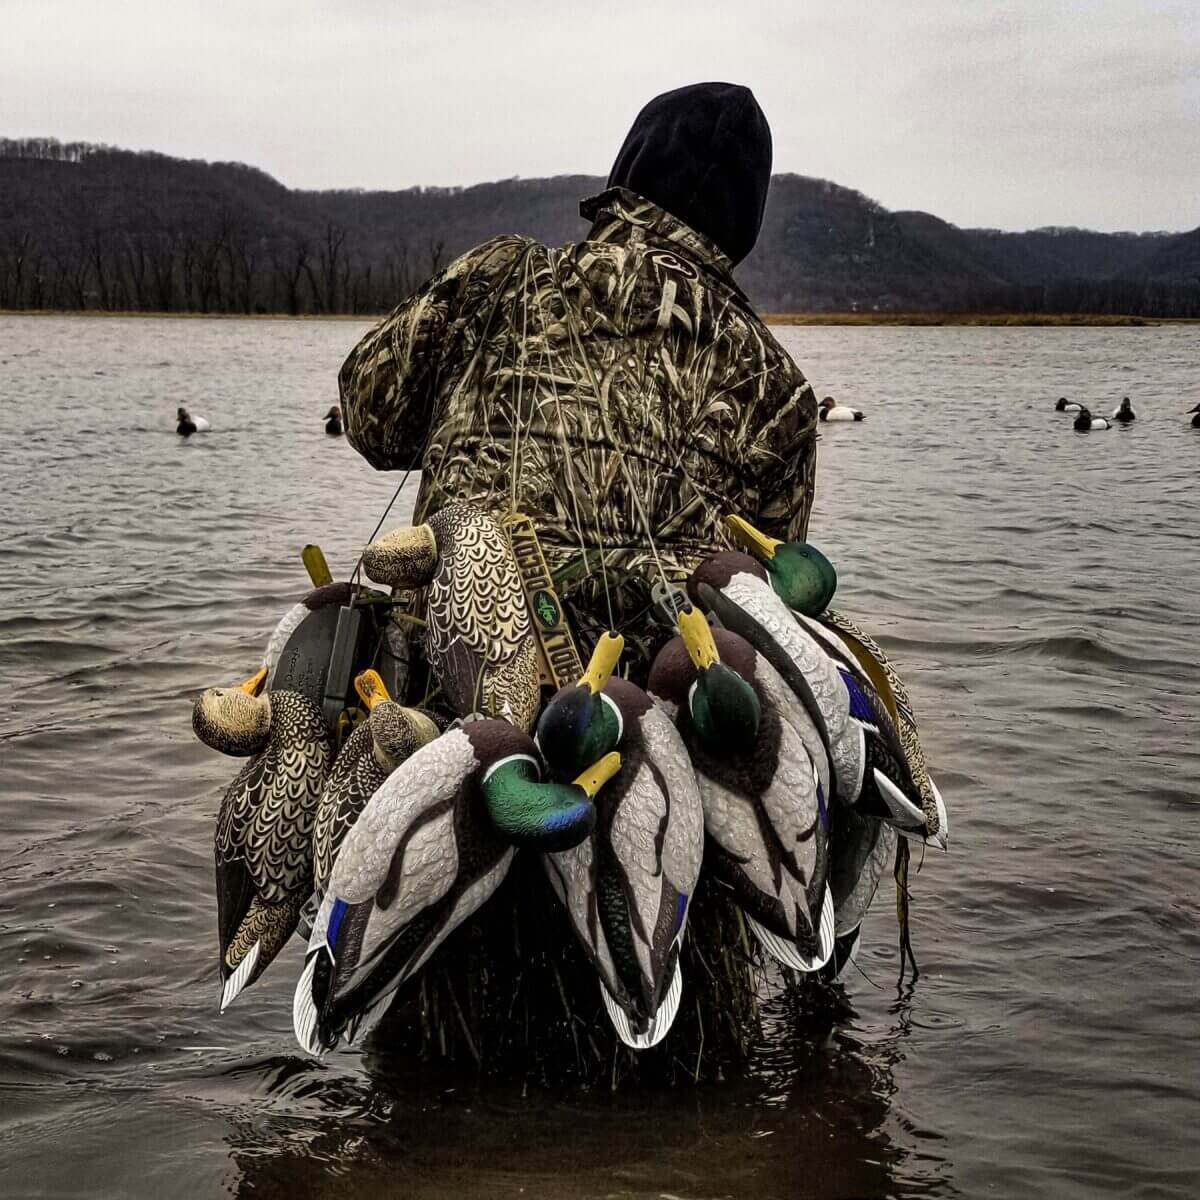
[354,669,440,770]
[193,666,271,756]
[536,632,625,777]
[725,514,837,616]
[677,608,761,752]
[474,721,620,851]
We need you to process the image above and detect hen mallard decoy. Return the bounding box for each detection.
[648,612,835,972]
[538,635,704,1049]
[361,501,540,731]
[293,720,620,1054]
[192,666,332,1010]
[312,669,441,895]
[724,514,837,616]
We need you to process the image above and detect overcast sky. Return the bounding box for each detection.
[3,0,1197,231]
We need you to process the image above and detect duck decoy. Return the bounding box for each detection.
[177,406,211,436]
[192,667,332,1010]
[312,670,441,895]
[724,513,837,616]
[1074,406,1110,431]
[539,635,704,1049]
[648,610,835,972]
[362,502,541,732]
[324,405,343,436]
[823,808,897,980]
[1112,397,1136,423]
[1189,403,1200,428]
[1055,397,1082,413]
[819,396,865,422]
[293,720,619,1054]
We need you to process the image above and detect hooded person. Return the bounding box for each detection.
[338,82,817,673]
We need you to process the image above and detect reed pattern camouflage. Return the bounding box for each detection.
[339,188,817,662]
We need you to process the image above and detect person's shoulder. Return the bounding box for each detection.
[442,234,535,283]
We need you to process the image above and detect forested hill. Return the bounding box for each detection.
[1,137,1196,316]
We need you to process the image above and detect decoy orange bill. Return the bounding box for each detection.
[239,666,269,696]
[354,668,391,710]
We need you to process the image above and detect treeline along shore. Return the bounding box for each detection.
[2,137,1198,319]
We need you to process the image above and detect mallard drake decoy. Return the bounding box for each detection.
[1111,397,1136,423]
[687,550,947,849]
[324,405,343,436]
[539,637,703,1049]
[1188,403,1200,428]
[176,406,211,436]
[648,611,835,972]
[362,502,540,732]
[312,670,441,895]
[192,666,332,1010]
[819,396,865,422]
[724,514,837,616]
[292,720,619,1054]
[1055,397,1082,413]
[1074,406,1110,431]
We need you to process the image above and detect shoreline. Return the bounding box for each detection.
[0,308,1193,326]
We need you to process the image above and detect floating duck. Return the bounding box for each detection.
[539,635,704,1049]
[362,502,540,731]
[177,406,211,436]
[192,666,332,1010]
[324,405,343,436]
[819,396,865,422]
[1189,403,1200,428]
[1112,397,1136,424]
[1054,398,1082,413]
[724,514,836,616]
[648,611,835,972]
[1074,406,1110,431]
[293,720,618,1054]
[311,670,440,895]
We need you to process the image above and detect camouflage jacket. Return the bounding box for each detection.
[340,187,817,655]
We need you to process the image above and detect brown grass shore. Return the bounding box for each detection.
[1,308,1194,326]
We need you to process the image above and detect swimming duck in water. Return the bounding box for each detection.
[192,667,332,1010]
[1112,397,1136,423]
[1074,406,1110,431]
[819,396,865,422]
[311,670,441,896]
[362,502,541,732]
[724,514,837,616]
[538,635,704,1049]
[1054,397,1082,413]
[293,720,618,1054]
[1189,403,1200,428]
[648,611,835,972]
[324,405,343,436]
[177,406,211,436]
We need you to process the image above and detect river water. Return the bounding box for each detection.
[0,315,1196,1199]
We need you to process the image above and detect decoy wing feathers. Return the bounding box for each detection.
[312,724,389,893]
[639,702,704,892]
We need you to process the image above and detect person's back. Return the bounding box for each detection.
[339,83,817,661]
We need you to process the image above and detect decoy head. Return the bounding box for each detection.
[674,608,761,752]
[724,514,837,615]
[1119,397,1132,412]
[819,396,835,412]
[1055,398,1068,411]
[325,405,341,420]
[354,669,440,770]
[1188,403,1200,414]
[536,632,625,777]
[466,720,620,851]
[193,666,271,756]
[361,522,438,589]
[1074,406,1092,429]
[177,406,189,421]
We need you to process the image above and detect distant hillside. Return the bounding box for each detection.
[1,137,1196,316]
